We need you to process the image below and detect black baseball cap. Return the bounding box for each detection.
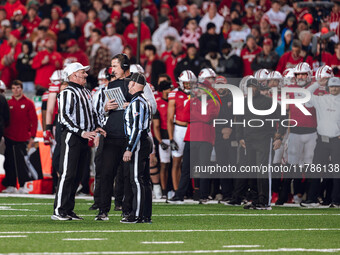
[130,72,146,86]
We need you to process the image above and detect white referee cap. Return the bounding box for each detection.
[328,77,340,87]
[63,62,90,77]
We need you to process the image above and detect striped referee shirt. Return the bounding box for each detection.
[124,91,151,152]
[58,82,100,136]
[93,86,108,127]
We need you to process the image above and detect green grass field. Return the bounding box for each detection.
[0,195,340,254]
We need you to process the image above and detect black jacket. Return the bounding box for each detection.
[236,93,286,142]
[174,55,211,78]
[0,94,10,137]
[104,75,133,139]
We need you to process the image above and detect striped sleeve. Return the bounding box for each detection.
[126,99,143,152]
[58,89,82,136]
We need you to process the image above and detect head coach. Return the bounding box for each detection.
[52,62,106,221]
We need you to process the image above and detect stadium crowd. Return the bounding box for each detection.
[1,0,340,219]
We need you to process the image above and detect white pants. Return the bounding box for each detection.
[159,139,171,163]
[287,132,317,165]
[172,125,187,158]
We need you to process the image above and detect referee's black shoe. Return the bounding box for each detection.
[167,196,184,204]
[243,202,256,210]
[51,213,71,221]
[89,204,99,210]
[68,211,84,220]
[120,215,142,223]
[95,211,109,221]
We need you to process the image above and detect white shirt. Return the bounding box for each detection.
[306,83,340,137]
[199,12,225,34]
[152,21,180,55]
[101,35,124,58]
[264,9,286,31]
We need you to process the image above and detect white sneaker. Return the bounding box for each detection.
[167,190,175,200]
[2,186,17,193]
[294,195,303,204]
[17,187,29,194]
[153,184,162,199]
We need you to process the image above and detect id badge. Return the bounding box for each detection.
[321,135,330,143]
[231,141,238,147]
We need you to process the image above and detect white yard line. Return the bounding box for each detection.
[0,203,52,206]
[63,238,108,241]
[223,245,262,248]
[141,241,184,244]
[0,228,340,235]
[0,235,27,238]
[2,248,340,254]
[1,213,340,218]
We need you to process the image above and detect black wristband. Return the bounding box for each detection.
[46,124,53,131]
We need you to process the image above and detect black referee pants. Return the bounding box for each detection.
[308,135,340,204]
[129,136,153,219]
[53,131,89,216]
[244,138,273,206]
[99,137,127,213]
[93,135,105,206]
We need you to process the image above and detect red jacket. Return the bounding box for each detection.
[331,54,340,77]
[276,51,313,74]
[22,16,41,39]
[241,46,262,76]
[64,50,90,67]
[311,52,333,73]
[0,41,22,86]
[3,0,26,20]
[165,53,186,86]
[123,22,151,56]
[5,95,38,142]
[184,97,220,144]
[32,50,63,88]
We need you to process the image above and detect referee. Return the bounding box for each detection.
[52,62,106,221]
[121,73,153,223]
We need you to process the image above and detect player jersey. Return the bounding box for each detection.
[48,83,60,123]
[288,84,317,129]
[154,97,168,130]
[168,89,189,122]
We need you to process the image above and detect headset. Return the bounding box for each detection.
[120,53,130,72]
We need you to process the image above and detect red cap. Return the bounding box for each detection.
[51,6,63,17]
[10,29,21,40]
[263,38,273,46]
[110,10,121,20]
[160,4,170,9]
[66,39,77,47]
[321,27,329,34]
[303,13,313,25]
[215,76,227,84]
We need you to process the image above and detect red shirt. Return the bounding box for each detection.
[32,50,63,89]
[50,19,60,35]
[4,95,38,142]
[276,51,313,74]
[49,83,60,121]
[241,46,262,76]
[311,52,333,73]
[326,11,340,38]
[22,16,41,39]
[64,50,90,67]
[155,97,168,130]
[168,90,190,122]
[0,41,22,86]
[3,0,26,20]
[165,53,186,87]
[123,22,151,56]
[331,54,340,77]
[185,97,220,144]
